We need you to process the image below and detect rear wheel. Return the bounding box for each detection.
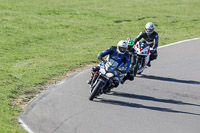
[89,80,104,101]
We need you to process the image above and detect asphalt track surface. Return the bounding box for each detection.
[19,38,200,133]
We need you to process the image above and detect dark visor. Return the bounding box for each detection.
[119,47,126,53]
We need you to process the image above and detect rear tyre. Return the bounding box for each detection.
[89,80,104,101]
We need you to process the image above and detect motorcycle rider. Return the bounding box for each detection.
[121,38,137,84]
[134,22,159,67]
[87,40,130,88]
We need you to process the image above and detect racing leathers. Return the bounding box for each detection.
[121,40,137,83]
[88,46,130,87]
[134,30,159,65]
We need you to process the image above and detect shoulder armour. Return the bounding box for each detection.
[142,30,146,34]
[110,46,117,49]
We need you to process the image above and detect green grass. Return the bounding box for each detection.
[0,0,200,132]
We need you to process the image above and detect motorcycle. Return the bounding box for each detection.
[133,41,151,74]
[89,59,125,101]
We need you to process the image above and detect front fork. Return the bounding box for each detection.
[91,73,109,94]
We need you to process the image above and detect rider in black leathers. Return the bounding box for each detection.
[134,22,159,67]
[121,38,137,84]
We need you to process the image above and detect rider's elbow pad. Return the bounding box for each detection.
[97,55,103,61]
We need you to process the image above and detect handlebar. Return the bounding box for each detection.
[101,60,126,74]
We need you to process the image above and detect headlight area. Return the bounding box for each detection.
[106,73,114,78]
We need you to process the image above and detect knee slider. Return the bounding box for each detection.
[129,76,134,81]
[150,53,157,60]
[153,54,157,60]
[128,72,134,80]
[113,80,119,87]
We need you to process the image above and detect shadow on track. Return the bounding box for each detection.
[110,91,200,107]
[97,98,200,116]
[137,74,200,85]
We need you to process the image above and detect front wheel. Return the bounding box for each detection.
[136,57,143,74]
[89,80,104,101]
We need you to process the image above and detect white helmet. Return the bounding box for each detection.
[117,40,128,54]
[145,22,154,35]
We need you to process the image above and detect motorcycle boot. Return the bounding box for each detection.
[147,60,151,67]
[121,79,126,84]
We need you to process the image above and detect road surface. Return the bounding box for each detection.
[19,38,200,133]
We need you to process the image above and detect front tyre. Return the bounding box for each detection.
[136,57,143,74]
[89,80,104,101]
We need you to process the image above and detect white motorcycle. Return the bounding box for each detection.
[133,41,152,74]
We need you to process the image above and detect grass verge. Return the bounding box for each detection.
[0,0,200,132]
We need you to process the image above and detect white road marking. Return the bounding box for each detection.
[18,118,34,133]
[158,37,200,49]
